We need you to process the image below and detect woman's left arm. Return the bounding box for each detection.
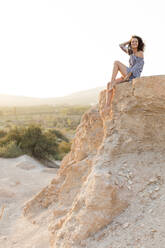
[123,72,132,81]
[115,72,132,85]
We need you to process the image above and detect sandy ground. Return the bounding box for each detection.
[0,155,58,248]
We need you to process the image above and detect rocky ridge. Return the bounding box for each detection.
[23,75,165,248]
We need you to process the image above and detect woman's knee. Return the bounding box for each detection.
[114,60,120,66]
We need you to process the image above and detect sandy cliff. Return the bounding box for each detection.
[21,75,165,247]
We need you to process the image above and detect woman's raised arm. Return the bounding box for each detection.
[119,40,130,54]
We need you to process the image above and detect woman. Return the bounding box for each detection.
[105,35,145,107]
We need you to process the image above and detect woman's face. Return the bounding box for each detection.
[131,38,138,49]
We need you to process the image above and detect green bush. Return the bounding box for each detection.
[47,129,69,142]
[58,141,71,153]
[0,141,23,158]
[0,130,7,138]
[0,125,71,161]
[0,127,24,146]
[20,125,58,160]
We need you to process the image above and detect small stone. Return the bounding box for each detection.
[127,185,131,190]
[151,229,157,232]
[151,195,157,200]
[118,172,124,176]
[122,222,129,228]
[149,178,156,183]
[154,186,160,191]
[0,236,7,240]
[128,180,133,185]
[128,172,134,179]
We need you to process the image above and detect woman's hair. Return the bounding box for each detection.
[128,35,145,55]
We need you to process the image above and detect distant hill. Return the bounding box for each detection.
[0,94,43,107]
[44,87,104,106]
[0,86,104,106]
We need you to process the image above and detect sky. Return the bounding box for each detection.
[0,0,164,98]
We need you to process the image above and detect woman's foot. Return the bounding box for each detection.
[107,80,115,90]
[105,88,114,109]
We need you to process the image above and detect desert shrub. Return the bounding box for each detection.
[55,141,71,160]
[0,130,7,138]
[0,125,71,161]
[55,153,64,161]
[47,129,69,142]
[0,127,24,146]
[0,141,23,158]
[20,125,58,160]
[58,141,71,153]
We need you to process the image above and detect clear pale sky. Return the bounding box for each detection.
[0,0,164,98]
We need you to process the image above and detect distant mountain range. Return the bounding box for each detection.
[0,86,105,106]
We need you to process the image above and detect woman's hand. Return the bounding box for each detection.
[120,40,131,46]
[123,72,132,81]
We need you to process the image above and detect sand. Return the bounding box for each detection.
[0,155,58,248]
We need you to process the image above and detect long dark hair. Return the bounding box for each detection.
[128,35,145,55]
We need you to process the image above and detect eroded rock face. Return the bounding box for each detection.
[23,106,104,221]
[23,75,165,248]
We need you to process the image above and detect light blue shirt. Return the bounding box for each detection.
[126,54,144,80]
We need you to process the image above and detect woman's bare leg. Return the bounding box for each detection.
[111,61,119,81]
[106,77,124,107]
[106,89,114,107]
[116,61,128,78]
[105,60,129,108]
[111,60,128,80]
[109,60,128,89]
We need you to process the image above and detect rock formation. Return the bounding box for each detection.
[23,75,165,248]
